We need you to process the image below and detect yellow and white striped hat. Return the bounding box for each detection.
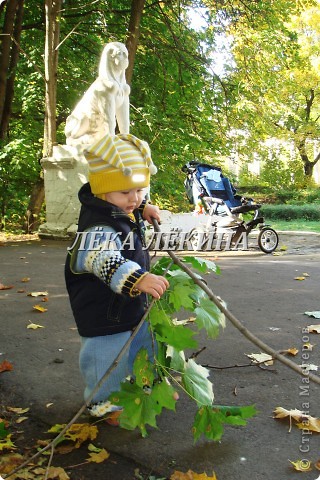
[84,133,157,194]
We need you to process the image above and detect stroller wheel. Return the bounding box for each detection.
[258,228,279,253]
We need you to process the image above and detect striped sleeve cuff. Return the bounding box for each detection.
[121,270,148,297]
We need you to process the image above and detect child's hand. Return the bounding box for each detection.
[143,203,161,224]
[135,273,169,299]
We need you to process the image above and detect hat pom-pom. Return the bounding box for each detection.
[149,163,157,175]
[122,166,132,176]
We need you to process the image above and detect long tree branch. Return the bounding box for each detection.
[152,219,320,387]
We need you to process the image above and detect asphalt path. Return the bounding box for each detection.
[0,232,319,479]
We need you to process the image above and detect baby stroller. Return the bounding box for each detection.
[182,161,279,253]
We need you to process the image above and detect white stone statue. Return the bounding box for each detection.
[65,42,130,146]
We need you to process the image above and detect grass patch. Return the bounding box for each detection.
[266,220,320,233]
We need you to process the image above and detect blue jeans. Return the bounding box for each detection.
[79,321,154,403]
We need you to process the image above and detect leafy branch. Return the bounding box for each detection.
[109,255,257,441]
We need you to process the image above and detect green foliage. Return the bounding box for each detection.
[109,256,256,440]
[2,0,320,229]
[193,404,258,442]
[0,422,8,440]
[261,204,320,221]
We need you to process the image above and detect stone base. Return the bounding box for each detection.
[40,144,88,238]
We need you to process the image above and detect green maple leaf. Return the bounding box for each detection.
[149,304,171,327]
[0,421,8,440]
[109,379,177,437]
[195,297,226,338]
[133,348,155,387]
[182,256,221,274]
[168,282,195,310]
[193,405,257,442]
[109,382,160,437]
[152,379,177,411]
[155,323,198,350]
[182,358,214,407]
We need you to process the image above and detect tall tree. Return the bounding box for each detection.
[126,0,145,85]
[26,0,62,232]
[215,0,320,180]
[0,0,24,140]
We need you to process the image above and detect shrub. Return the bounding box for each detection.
[261,204,320,221]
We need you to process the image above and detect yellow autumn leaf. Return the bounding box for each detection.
[289,459,312,472]
[0,452,24,474]
[15,416,28,424]
[274,407,320,433]
[27,322,44,329]
[302,342,314,351]
[21,277,30,282]
[170,470,217,480]
[0,434,17,452]
[279,245,287,251]
[87,448,110,463]
[294,276,305,281]
[32,466,70,479]
[7,407,30,414]
[296,415,320,432]
[33,304,48,313]
[48,423,98,448]
[284,347,299,356]
[302,272,310,277]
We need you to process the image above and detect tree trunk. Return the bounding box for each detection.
[0,0,24,139]
[43,0,61,157]
[0,0,19,131]
[24,177,45,233]
[27,0,61,232]
[296,137,317,179]
[125,0,146,85]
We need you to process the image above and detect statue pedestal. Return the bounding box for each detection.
[39,145,88,239]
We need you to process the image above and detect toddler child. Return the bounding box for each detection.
[65,133,169,424]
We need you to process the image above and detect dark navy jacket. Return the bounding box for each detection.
[65,183,150,337]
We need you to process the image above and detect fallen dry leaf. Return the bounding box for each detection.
[32,466,70,480]
[7,407,30,414]
[87,448,110,463]
[20,277,30,282]
[33,304,48,313]
[305,311,320,319]
[0,283,14,290]
[294,276,306,281]
[0,360,13,373]
[274,407,320,433]
[0,452,24,474]
[27,322,45,330]
[28,291,48,297]
[170,470,217,480]
[284,348,299,356]
[48,423,98,449]
[300,363,318,372]
[15,416,28,424]
[307,324,320,334]
[289,459,312,472]
[246,352,274,366]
